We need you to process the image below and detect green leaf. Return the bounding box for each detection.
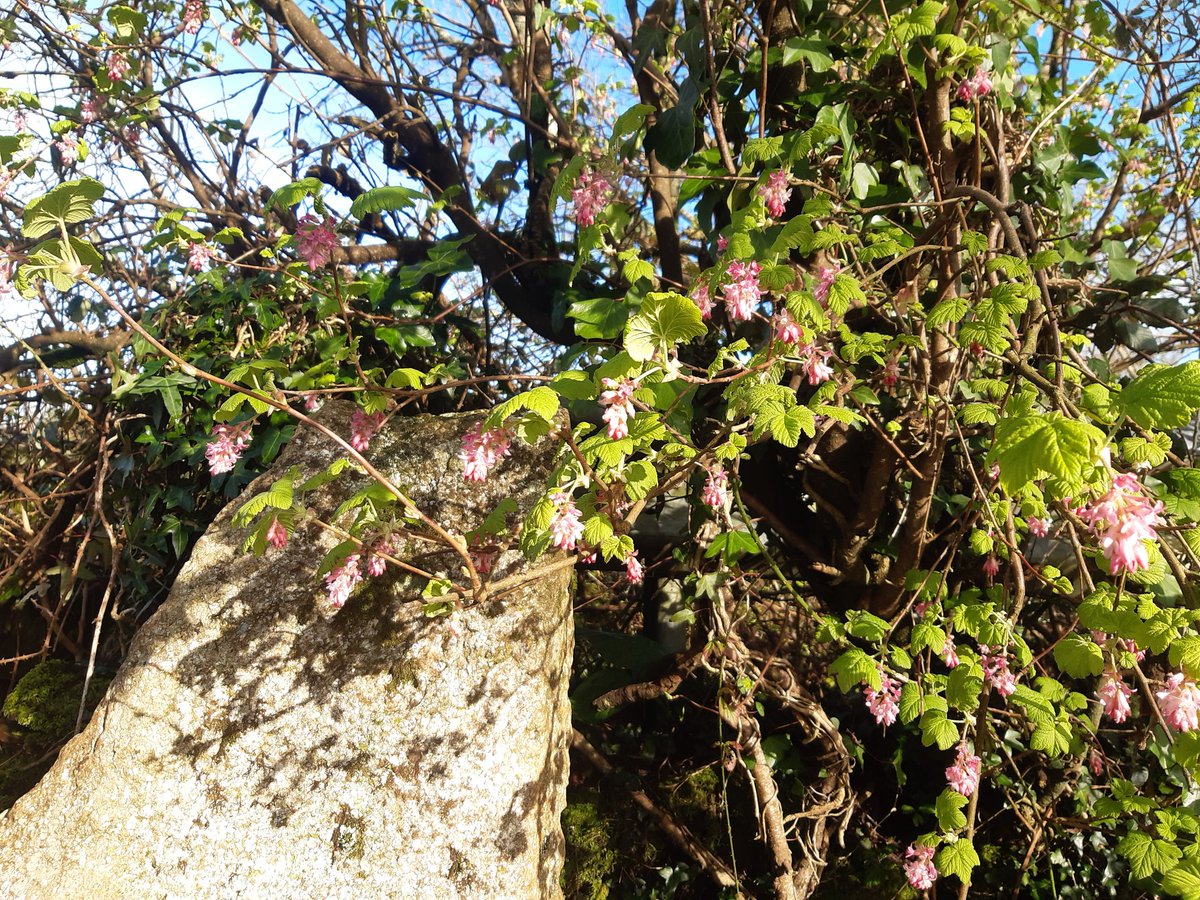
[582,514,614,548]
[704,530,761,565]
[911,621,947,654]
[645,97,697,169]
[1053,634,1105,678]
[780,37,834,72]
[349,185,426,219]
[988,412,1105,494]
[22,178,105,239]
[548,371,594,401]
[919,707,959,750]
[106,5,147,39]
[936,839,979,882]
[936,788,968,832]
[927,297,969,328]
[898,680,924,723]
[612,103,655,139]
[1117,362,1200,430]
[623,460,659,502]
[233,469,298,526]
[1170,636,1200,679]
[830,648,881,692]
[1163,861,1200,899]
[1119,831,1182,880]
[267,177,323,213]
[624,292,706,362]
[568,297,630,340]
[846,611,889,643]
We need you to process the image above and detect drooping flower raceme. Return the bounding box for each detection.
[982,555,1000,578]
[702,466,729,509]
[957,67,993,101]
[549,492,585,552]
[625,550,644,584]
[183,0,204,34]
[205,423,251,476]
[188,242,214,272]
[571,169,611,227]
[758,170,792,219]
[722,260,763,321]
[980,645,1018,697]
[692,282,714,320]
[796,341,834,385]
[865,672,900,727]
[599,377,636,440]
[813,263,840,306]
[55,139,79,166]
[904,844,938,891]
[107,52,130,82]
[1156,672,1200,733]
[295,214,339,269]
[324,554,363,609]
[266,518,288,550]
[80,98,100,124]
[459,422,513,482]
[1097,671,1132,724]
[1077,472,1163,575]
[349,409,385,452]
[774,309,802,345]
[945,746,982,797]
[942,634,960,669]
[1028,516,1051,538]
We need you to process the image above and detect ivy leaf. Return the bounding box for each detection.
[936,839,979,882]
[1119,831,1182,880]
[988,413,1105,494]
[1117,362,1200,429]
[936,788,968,832]
[624,292,706,362]
[22,178,105,239]
[1053,634,1105,678]
[349,185,426,219]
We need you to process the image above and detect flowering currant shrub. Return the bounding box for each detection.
[8,0,1200,896]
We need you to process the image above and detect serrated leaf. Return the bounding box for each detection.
[349,185,426,219]
[22,178,105,239]
[846,611,889,643]
[1118,362,1200,430]
[624,292,706,362]
[936,788,968,831]
[927,296,969,328]
[612,103,655,139]
[1163,860,1200,899]
[988,412,1105,495]
[919,707,959,749]
[1119,831,1182,880]
[1170,636,1200,679]
[623,460,659,501]
[936,839,979,882]
[899,680,924,723]
[912,621,947,654]
[267,177,323,213]
[1053,634,1105,678]
[830,648,881,692]
[582,514,614,548]
[106,4,147,39]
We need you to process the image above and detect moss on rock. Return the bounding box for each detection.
[2,659,110,741]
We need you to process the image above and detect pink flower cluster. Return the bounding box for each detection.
[692,283,714,320]
[571,170,611,227]
[599,377,636,439]
[1027,516,1051,538]
[350,409,385,452]
[980,645,1018,697]
[459,423,512,481]
[1077,472,1163,575]
[1157,672,1200,733]
[774,309,802,344]
[188,242,214,272]
[549,491,584,551]
[80,98,99,124]
[366,534,400,576]
[205,423,251,475]
[55,139,79,166]
[942,634,960,669]
[107,52,130,82]
[904,844,937,891]
[266,518,288,550]
[957,68,993,101]
[945,746,981,796]
[865,672,900,727]
[625,550,644,584]
[295,214,339,269]
[813,263,839,306]
[1097,671,1132,723]
[758,170,792,219]
[183,0,204,34]
[797,341,833,385]
[325,554,363,609]
[722,260,763,321]
[702,466,729,509]
[982,555,1000,578]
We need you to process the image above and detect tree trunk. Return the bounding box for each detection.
[0,403,574,899]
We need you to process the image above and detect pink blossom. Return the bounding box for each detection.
[124,125,139,144]
[625,549,644,584]
[980,645,1018,697]
[205,423,251,475]
[303,393,322,412]
[758,170,792,219]
[469,536,498,575]
[295,214,339,269]
[813,263,840,306]
[692,282,714,319]
[722,260,763,321]
[107,52,130,82]
[54,139,78,165]
[80,98,99,124]
[942,634,960,669]
[366,534,400,576]
[881,357,900,389]
[1156,672,1200,733]
[459,422,512,481]
[0,251,15,299]
[1028,516,1051,538]
[774,309,802,344]
[599,377,636,439]
[266,518,288,550]
[349,409,385,452]
[1089,749,1103,776]
[365,555,386,577]
[716,235,728,252]
[324,554,363,609]
[982,555,1000,578]
[1077,472,1163,575]
[864,673,900,727]
[187,242,214,272]
[702,466,729,509]
[945,746,982,797]
[183,0,204,34]
[1117,637,1145,662]
[1097,672,1132,724]
[548,491,584,552]
[904,844,938,891]
[12,111,25,132]
[957,68,993,101]
[571,169,611,227]
[797,341,833,385]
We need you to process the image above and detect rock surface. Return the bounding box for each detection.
[0,403,574,899]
